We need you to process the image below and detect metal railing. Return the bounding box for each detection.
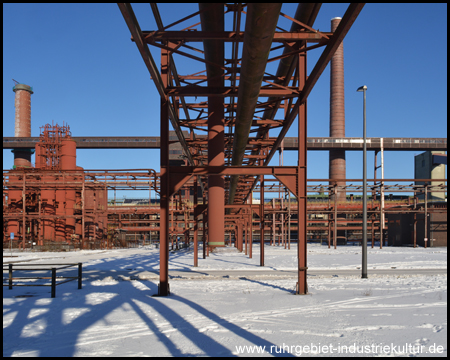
[3,263,82,298]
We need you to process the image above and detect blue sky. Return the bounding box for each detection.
[3,4,447,197]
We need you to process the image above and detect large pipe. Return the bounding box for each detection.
[228,3,282,204]
[199,3,226,246]
[230,4,320,204]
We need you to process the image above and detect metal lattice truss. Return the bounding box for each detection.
[118,3,364,296]
[118,3,364,204]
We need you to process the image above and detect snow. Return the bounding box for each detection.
[3,244,447,357]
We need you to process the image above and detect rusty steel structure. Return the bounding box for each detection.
[3,164,160,251]
[3,4,447,299]
[116,2,367,295]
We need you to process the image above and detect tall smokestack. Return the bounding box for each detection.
[329,17,346,202]
[12,83,34,168]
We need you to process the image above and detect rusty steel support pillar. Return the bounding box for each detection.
[371,216,374,248]
[236,225,239,251]
[238,222,242,252]
[159,96,170,295]
[413,213,417,248]
[81,178,85,249]
[424,185,428,248]
[241,220,245,252]
[296,49,308,295]
[170,197,174,250]
[288,193,291,250]
[22,175,26,250]
[158,46,170,296]
[327,217,331,249]
[272,199,275,246]
[281,197,285,248]
[333,188,337,249]
[183,189,188,247]
[193,176,198,267]
[249,208,253,259]
[38,199,42,246]
[240,221,243,252]
[260,175,265,266]
[205,209,209,257]
[202,206,206,259]
[245,214,248,255]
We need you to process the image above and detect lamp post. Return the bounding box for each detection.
[357,85,368,279]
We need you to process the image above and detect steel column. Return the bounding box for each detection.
[288,193,291,250]
[272,199,276,246]
[260,175,265,266]
[424,185,428,248]
[296,48,307,295]
[193,176,198,267]
[249,208,253,259]
[158,46,170,296]
[244,214,248,255]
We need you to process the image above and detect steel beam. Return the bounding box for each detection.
[143,30,332,42]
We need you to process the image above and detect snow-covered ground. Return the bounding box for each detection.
[3,244,447,357]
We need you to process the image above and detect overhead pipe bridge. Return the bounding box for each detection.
[118,3,365,296]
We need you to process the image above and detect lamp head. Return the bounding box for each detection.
[357,85,367,92]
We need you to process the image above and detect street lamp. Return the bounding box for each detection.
[357,85,368,279]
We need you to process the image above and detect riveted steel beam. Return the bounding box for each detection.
[142,30,332,42]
